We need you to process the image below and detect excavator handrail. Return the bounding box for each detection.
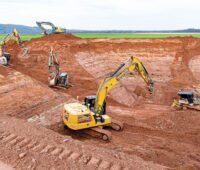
[94,56,154,115]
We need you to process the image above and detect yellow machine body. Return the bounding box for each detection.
[54,27,65,33]
[62,103,111,130]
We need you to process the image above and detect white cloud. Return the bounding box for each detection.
[0,0,200,30]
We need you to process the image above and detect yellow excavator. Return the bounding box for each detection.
[48,48,69,87]
[62,56,154,140]
[0,28,28,65]
[36,21,66,35]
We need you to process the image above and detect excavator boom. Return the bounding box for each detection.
[94,56,154,115]
[48,48,60,74]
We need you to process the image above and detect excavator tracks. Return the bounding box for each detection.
[83,126,112,141]
[109,119,124,131]
[82,119,123,141]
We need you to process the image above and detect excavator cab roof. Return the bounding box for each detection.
[177,91,193,96]
[177,91,194,99]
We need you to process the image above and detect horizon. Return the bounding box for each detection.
[0,23,200,32]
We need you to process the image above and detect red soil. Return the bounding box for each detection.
[0,34,200,169]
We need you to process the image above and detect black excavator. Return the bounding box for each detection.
[48,48,68,88]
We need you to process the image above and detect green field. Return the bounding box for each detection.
[1,33,200,41]
[0,34,42,41]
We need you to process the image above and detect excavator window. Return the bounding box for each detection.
[84,96,106,115]
[84,96,96,109]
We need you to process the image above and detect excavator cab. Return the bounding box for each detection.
[3,53,10,64]
[177,91,194,104]
[84,96,106,115]
[57,72,68,86]
[0,51,10,65]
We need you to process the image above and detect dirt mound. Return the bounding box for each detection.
[28,33,81,42]
[0,66,10,77]
[7,36,200,105]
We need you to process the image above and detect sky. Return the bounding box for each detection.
[1,0,200,30]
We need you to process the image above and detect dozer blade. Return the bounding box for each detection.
[171,100,183,110]
[83,127,112,141]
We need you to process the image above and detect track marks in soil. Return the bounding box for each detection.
[0,131,126,170]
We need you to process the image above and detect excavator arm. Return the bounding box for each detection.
[48,47,60,74]
[94,56,154,115]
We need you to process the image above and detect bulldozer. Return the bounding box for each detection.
[62,56,154,141]
[0,28,28,65]
[48,48,69,88]
[36,21,66,35]
[172,91,200,110]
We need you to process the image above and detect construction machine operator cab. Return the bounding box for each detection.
[58,72,68,87]
[84,96,107,123]
[177,91,194,104]
[4,53,10,65]
[84,96,106,115]
[0,52,10,65]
